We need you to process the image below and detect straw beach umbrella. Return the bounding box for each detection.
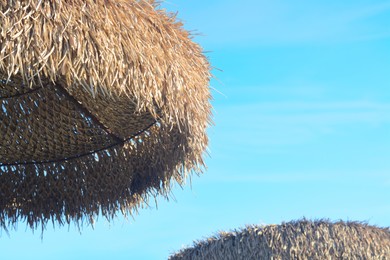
[0,0,211,230]
[170,219,390,259]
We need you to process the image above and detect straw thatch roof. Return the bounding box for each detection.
[0,0,211,230]
[170,219,390,259]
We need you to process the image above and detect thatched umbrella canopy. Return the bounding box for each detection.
[170,219,390,259]
[0,0,211,230]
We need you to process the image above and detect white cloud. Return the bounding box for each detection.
[212,99,390,148]
[203,169,390,184]
[219,100,390,127]
[187,1,390,46]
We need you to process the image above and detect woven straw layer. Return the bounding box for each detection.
[0,0,211,230]
[170,219,390,260]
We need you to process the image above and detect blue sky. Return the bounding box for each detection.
[1,1,390,259]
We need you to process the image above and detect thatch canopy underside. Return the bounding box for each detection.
[170,219,390,260]
[0,0,211,230]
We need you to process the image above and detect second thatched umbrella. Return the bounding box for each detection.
[170,219,390,259]
[0,0,211,230]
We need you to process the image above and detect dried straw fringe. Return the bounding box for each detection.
[1,122,204,231]
[170,219,390,260]
[0,0,211,230]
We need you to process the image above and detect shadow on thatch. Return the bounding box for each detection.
[170,219,390,260]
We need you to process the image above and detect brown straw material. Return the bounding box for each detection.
[170,219,390,260]
[0,0,211,230]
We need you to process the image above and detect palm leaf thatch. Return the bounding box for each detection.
[170,219,390,260]
[0,0,211,230]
